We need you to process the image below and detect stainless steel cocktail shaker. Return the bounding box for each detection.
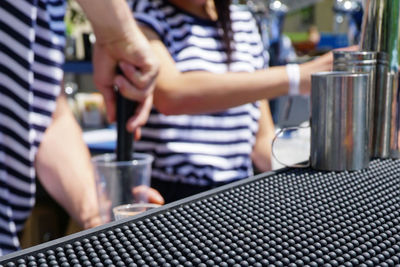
[333,51,377,157]
[360,0,400,158]
[311,72,370,171]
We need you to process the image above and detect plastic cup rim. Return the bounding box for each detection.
[113,203,161,213]
[91,152,154,167]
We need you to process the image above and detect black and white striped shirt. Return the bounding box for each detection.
[0,0,65,255]
[133,0,268,186]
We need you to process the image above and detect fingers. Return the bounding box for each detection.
[147,187,165,205]
[119,60,158,91]
[100,87,116,123]
[114,61,154,108]
[112,62,155,134]
[92,28,158,129]
[134,128,142,141]
[132,185,165,205]
[115,76,147,103]
[93,44,117,123]
[84,215,103,229]
[124,30,159,91]
[118,61,157,92]
[334,45,359,52]
[126,94,153,133]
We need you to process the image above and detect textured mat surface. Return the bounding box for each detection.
[1,159,400,266]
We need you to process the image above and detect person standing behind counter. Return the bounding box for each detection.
[129,0,334,203]
[0,0,163,256]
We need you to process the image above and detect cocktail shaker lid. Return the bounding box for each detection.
[333,50,377,65]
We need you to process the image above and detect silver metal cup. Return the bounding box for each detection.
[374,69,400,158]
[373,53,390,158]
[310,72,370,171]
[390,74,400,158]
[333,51,377,157]
[359,0,400,159]
[360,0,399,72]
[360,0,388,53]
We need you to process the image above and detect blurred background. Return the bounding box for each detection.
[62,0,364,130]
[22,0,368,249]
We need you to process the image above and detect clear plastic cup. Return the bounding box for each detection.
[92,152,154,223]
[113,203,161,220]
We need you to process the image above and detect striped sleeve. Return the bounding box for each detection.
[0,0,65,255]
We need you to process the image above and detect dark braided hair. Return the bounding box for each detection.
[214,0,233,66]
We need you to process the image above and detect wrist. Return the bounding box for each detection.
[286,64,300,96]
[82,215,102,229]
[79,196,102,229]
[93,21,140,46]
[77,0,138,45]
[298,62,313,95]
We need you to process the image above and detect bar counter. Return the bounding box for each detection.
[1,159,400,266]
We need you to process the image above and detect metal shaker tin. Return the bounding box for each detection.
[333,51,377,157]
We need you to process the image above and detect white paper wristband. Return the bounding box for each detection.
[286,64,300,96]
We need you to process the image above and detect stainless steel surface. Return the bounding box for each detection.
[390,74,400,158]
[360,0,388,52]
[311,72,370,171]
[333,50,377,63]
[360,0,400,72]
[333,51,376,156]
[360,0,400,159]
[373,53,391,158]
[374,69,399,159]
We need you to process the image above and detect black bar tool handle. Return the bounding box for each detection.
[115,66,138,161]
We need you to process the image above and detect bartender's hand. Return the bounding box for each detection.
[132,186,165,205]
[299,45,359,95]
[92,26,159,136]
[299,51,333,95]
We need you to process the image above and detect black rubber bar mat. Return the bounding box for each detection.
[1,159,400,266]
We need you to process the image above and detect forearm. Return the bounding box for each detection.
[141,22,332,116]
[252,100,275,172]
[154,66,291,115]
[76,0,139,44]
[140,34,288,115]
[35,95,101,229]
[148,37,325,115]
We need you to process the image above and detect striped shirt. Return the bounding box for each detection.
[132,1,267,186]
[0,0,65,255]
